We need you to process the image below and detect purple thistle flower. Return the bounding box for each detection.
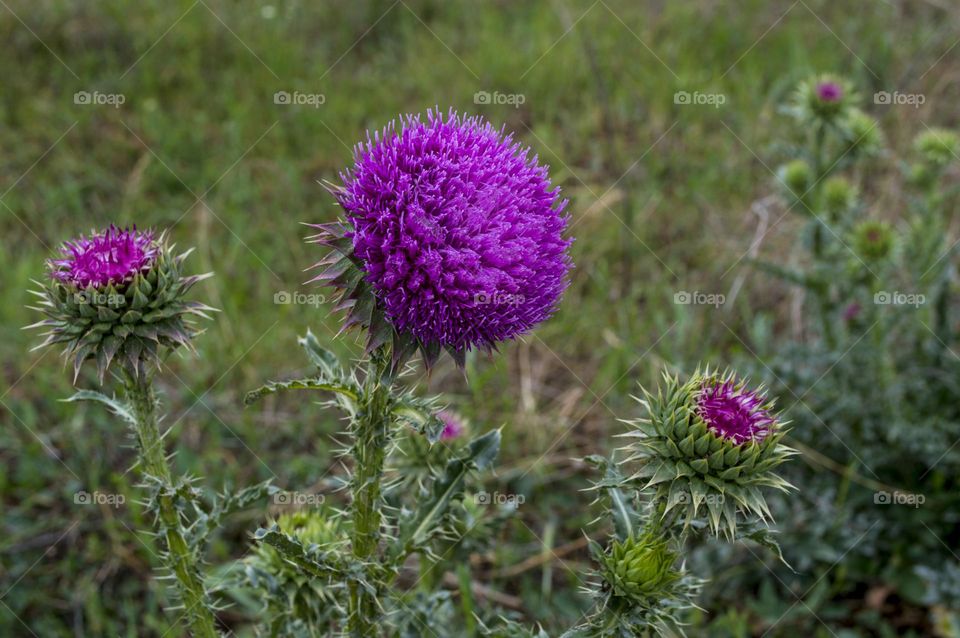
[438,410,465,440]
[816,81,843,103]
[50,225,158,288]
[332,109,572,352]
[695,379,775,444]
[843,302,861,322]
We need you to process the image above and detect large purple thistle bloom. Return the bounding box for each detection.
[333,109,572,351]
[695,379,775,444]
[50,225,158,288]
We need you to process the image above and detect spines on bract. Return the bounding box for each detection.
[28,231,215,384]
[624,368,796,539]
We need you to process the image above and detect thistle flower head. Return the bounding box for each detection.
[309,109,572,370]
[815,81,843,102]
[438,409,466,441]
[625,369,794,537]
[50,225,158,288]
[29,226,214,383]
[852,219,894,261]
[791,74,853,121]
[696,378,775,444]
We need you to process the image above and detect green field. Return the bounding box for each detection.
[2,1,958,636]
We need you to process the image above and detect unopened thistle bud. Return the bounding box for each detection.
[780,159,812,196]
[842,109,883,156]
[601,532,680,601]
[914,128,959,167]
[823,176,857,217]
[852,220,895,261]
[790,75,853,122]
[626,369,794,537]
[28,226,214,383]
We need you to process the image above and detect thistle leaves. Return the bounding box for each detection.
[243,378,359,406]
[63,389,137,426]
[243,330,360,408]
[392,429,501,559]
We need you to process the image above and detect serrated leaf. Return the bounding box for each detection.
[243,377,359,406]
[63,389,137,426]
[392,430,501,559]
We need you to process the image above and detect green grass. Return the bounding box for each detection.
[1,1,957,635]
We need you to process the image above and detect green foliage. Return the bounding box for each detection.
[742,72,960,632]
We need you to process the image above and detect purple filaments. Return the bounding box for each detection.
[50,225,158,288]
[336,109,573,351]
[438,410,465,440]
[696,380,775,444]
[816,82,843,103]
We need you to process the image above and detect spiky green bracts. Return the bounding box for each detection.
[28,226,214,383]
[626,370,795,538]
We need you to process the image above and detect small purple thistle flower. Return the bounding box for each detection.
[816,81,843,103]
[50,225,157,288]
[438,410,465,440]
[334,109,573,352]
[842,302,861,322]
[695,379,775,444]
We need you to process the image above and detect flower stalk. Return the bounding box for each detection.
[125,372,220,638]
[348,347,392,636]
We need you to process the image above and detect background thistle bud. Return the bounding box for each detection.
[823,176,857,217]
[852,219,895,261]
[28,226,214,383]
[626,370,795,538]
[601,532,680,601]
[789,75,854,122]
[841,109,883,156]
[780,159,812,196]
[914,128,959,167]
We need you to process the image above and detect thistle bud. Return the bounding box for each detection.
[626,370,794,537]
[601,532,680,601]
[789,75,853,122]
[852,220,895,261]
[28,226,214,383]
[914,128,959,167]
[823,176,856,217]
[842,109,883,156]
[780,159,812,196]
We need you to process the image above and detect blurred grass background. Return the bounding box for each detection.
[0,0,957,635]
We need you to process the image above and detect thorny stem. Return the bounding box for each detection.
[348,347,392,637]
[125,372,220,638]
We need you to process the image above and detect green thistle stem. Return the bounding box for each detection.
[125,373,220,638]
[348,348,392,636]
